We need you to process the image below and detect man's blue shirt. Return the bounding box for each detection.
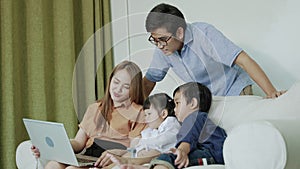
[145,22,253,96]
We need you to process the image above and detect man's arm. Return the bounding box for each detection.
[234,51,285,98]
[143,77,156,98]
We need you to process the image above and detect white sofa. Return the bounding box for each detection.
[192,81,300,169]
[16,82,300,169]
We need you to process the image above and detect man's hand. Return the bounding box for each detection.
[266,90,287,99]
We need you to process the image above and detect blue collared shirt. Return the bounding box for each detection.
[145,22,253,96]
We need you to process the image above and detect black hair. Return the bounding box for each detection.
[173,82,212,113]
[143,93,175,117]
[145,3,187,35]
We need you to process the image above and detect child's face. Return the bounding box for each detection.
[173,91,192,122]
[144,105,164,129]
[109,69,131,105]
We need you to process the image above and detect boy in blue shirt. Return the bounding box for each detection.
[149,82,227,169]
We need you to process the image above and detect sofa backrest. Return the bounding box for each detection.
[208,82,300,133]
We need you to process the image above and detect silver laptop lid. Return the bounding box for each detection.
[23,118,80,166]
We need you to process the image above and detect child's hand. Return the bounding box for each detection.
[30,145,40,158]
[170,148,189,168]
[130,137,141,147]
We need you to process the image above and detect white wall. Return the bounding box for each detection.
[110,0,300,97]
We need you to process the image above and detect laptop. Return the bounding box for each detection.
[23,118,98,167]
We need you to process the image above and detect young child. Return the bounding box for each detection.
[149,82,227,169]
[106,93,181,166]
[132,93,181,157]
[108,82,227,169]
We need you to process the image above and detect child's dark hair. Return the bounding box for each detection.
[143,93,175,117]
[173,82,212,113]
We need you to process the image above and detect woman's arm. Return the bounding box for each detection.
[70,128,88,153]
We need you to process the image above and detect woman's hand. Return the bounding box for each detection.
[30,145,40,158]
[94,151,113,167]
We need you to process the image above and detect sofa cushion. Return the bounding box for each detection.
[223,121,286,169]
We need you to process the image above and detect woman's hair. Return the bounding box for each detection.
[100,60,144,122]
[145,3,187,35]
[143,93,175,117]
[173,82,212,113]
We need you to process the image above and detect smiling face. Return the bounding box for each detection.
[109,69,131,106]
[150,27,184,56]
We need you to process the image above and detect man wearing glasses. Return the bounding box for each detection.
[143,3,285,98]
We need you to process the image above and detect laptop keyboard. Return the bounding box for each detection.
[77,157,96,163]
[75,154,98,165]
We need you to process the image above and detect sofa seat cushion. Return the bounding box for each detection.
[223,121,286,169]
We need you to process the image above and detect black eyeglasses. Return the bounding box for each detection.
[148,35,172,47]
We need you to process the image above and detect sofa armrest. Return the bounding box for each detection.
[223,119,300,169]
[16,140,47,169]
